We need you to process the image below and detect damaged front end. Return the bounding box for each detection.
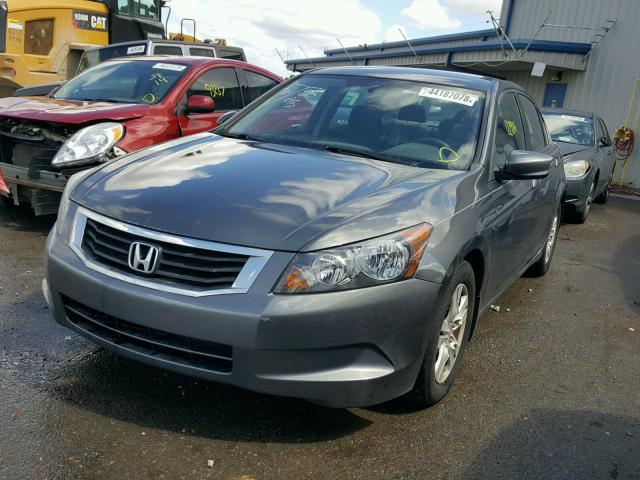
[0,119,122,215]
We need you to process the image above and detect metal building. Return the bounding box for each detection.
[286,0,640,188]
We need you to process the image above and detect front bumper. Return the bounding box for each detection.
[562,169,595,211]
[44,228,441,407]
[1,163,66,215]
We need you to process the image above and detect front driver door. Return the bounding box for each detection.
[178,67,245,136]
[486,92,541,299]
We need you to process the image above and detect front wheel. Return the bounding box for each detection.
[409,261,476,407]
[570,180,596,224]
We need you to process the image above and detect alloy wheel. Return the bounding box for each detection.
[434,283,469,384]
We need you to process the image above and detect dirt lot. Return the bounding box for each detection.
[0,196,638,480]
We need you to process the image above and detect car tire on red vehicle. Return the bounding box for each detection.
[409,260,476,407]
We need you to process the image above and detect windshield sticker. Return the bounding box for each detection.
[127,45,146,55]
[205,83,225,98]
[7,19,24,30]
[504,119,518,137]
[560,114,588,123]
[418,87,479,106]
[140,93,157,104]
[72,11,108,31]
[153,63,187,72]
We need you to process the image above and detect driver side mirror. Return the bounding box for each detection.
[217,110,238,126]
[599,136,611,147]
[496,150,553,181]
[186,95,215,114]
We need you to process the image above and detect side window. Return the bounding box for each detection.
[494,93,526,169]
[25,20,54,55]
[153,45,183,55]
[189,47,215,57]
[244,70,278,102]
[188,67,243,111]
[517,94,547,151]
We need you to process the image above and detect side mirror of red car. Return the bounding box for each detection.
[186,95,215,114]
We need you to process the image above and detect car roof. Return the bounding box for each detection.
[103,55,248,67]
[98,56,283,80]
[88,39,235,49]
[306,66,500,91]
[540,107,594,118]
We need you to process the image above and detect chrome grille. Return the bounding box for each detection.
[81,218,250,290]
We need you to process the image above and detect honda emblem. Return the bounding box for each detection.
[128,242,160,274]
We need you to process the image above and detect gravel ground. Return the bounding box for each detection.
[0,195,638,480]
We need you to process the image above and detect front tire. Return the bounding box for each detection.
[569,179,596,224]
[409,261,476,407]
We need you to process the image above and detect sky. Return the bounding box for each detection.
[164,0,503,77]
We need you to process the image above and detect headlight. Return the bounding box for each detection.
[275,224,432,294]
[563,160,590,179]
[52,122,124,168]
[56,167,96,241]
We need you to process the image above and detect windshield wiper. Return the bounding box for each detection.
[324,146,416,166]
[216,131,262,141]
[70,98,130,104]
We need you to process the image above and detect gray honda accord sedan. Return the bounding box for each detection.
[44,67,566,408]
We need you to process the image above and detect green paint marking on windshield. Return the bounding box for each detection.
[141,93,157,104]
[438,147,460,163]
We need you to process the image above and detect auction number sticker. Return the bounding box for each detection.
[127,45,146,55]
[561,114,587,122]
[153,63,187,72]
[418,87,478,106]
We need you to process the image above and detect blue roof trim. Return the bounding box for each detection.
[323,29,497,55]
[286,39,592,65]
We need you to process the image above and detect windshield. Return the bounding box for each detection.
[54,60,189,104]
[78,44,147,73]
[543,112,594,146]
[222,74,486,170]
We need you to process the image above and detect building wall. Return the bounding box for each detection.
[503,0,640,186]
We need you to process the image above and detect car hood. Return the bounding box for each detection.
[73,134,464,252]
[0,96,149,124]
[556,142,593,158]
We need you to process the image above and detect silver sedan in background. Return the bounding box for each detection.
[541,109,615,223]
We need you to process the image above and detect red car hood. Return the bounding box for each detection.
[0,96,150,124]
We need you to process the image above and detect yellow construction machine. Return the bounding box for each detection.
[0,0,165,96]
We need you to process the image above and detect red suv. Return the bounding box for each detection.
[0,57,282,214]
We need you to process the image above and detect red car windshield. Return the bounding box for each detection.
[54,60,190,105]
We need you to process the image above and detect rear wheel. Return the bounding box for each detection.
[527,203,560,277]
[409,261,476,407]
